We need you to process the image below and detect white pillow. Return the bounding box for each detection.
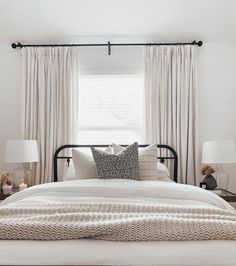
[65,162,172,181]
[157,176,174,182]
[112,143,158,181]
[72,146,112,179]
[157,162,170,178]
[65,145,171,181]
[64,161,76,181]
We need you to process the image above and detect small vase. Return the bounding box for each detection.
[202,175,217,190]
[2,184,13,195]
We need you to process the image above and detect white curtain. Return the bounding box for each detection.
[143,45,198,185]
[22,47,79,184]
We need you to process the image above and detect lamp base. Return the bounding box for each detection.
[12,167,31,187]
[215,164,230,190]
[202,175,217,190]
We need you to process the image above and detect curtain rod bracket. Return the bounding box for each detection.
[108,41,111,55]
[192,40,203,47]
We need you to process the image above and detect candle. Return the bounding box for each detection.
[19,182,27,191]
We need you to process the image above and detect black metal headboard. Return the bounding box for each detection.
[53,144,178,183]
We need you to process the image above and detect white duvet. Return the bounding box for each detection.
[1,179,234,211]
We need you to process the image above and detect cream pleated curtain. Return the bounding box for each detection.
[22,47,79,184]
[143,45,198,185]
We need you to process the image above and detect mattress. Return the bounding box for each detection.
[0,179,235,265]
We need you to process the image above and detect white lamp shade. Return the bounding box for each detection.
[5,140,39,163]
[202,140,236,164]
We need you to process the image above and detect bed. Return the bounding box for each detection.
[0,144,235,266]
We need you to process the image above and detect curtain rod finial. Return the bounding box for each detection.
[197,40,203,46]
[11,43,17,49]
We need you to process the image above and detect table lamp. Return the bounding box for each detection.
[5,140,39,187]
[202,140,236,190]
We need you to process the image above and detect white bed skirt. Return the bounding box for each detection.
[0,239,235,266]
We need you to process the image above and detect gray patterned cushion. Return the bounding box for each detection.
[91,142,140,180]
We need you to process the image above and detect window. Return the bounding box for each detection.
[78,75,143,144]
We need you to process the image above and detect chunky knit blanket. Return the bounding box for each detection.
[0,201,236,241]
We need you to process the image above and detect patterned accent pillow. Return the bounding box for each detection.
[112,143,158,180]
[91,142,140,180]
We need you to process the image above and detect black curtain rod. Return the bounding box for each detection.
[11,40,203,55]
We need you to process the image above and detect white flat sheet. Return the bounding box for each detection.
[0,179,235,265]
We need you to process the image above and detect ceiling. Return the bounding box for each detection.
[0,0,236,45]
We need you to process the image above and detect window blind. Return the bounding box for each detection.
[78,75,143,144]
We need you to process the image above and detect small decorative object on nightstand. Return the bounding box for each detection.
[200,182,207,189]
[200,165,217,190]
[0,172,13,195]
[19,182,27,191]
[0,187,19,201]
[2,184,12,195]
[202,140,236,190]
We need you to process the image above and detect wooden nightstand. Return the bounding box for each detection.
[209,189,236,202]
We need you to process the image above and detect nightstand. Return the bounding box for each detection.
[209,189,236,202]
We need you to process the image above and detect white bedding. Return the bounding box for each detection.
[0,179,235,265]
[1,179,233,210]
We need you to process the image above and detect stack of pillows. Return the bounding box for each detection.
[67,142,172,182]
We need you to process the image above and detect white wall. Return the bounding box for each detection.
[0,44,23,171]
[79,46,143,74]
[198,44,236,192]
[0,42,236,192]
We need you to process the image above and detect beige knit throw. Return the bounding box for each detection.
[0,202,235,241]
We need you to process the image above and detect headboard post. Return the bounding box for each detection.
[53,144,178,183]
